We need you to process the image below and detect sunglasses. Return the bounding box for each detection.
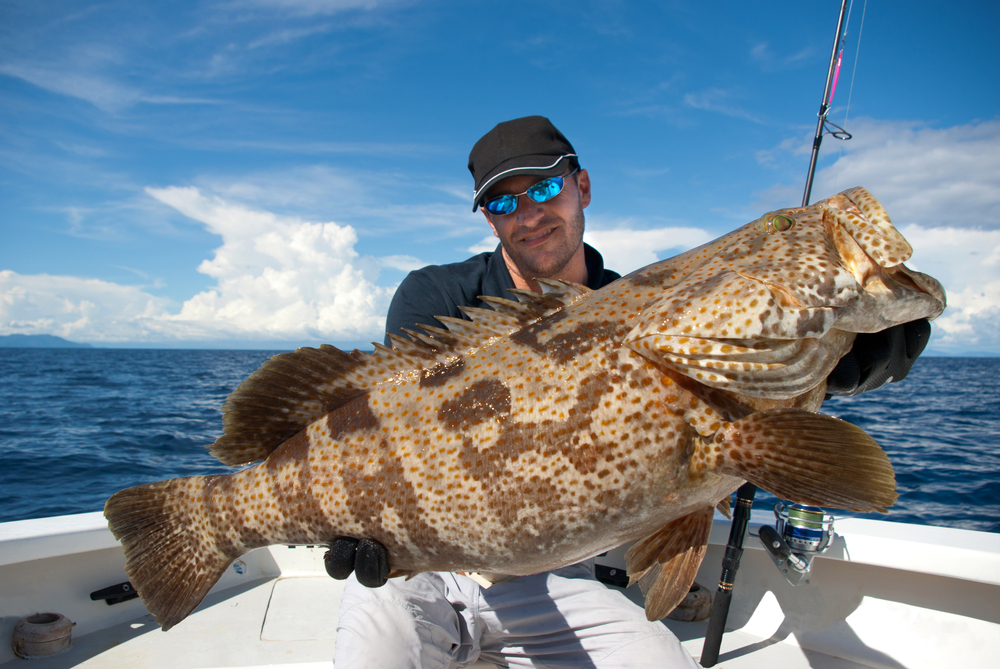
[482,169,578,217]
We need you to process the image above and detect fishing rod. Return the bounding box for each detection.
[699,1,852,665]
[802,0,853,207]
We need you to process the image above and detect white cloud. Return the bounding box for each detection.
[0,62,222,113]
[584,226,713,276]
[0,188,396,344]
[0,62,140,113]
[248,24,333,49]
[683,88,763,125]
[378,255,423,272]
[811,118,1000,229]
[0,270,176,342]
[146,186,394,341]
[468,235,497,255]
[749,42,813,70]
[895,225,1000,354]
[237,0,406,16]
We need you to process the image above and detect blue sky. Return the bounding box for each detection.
[2,1,998,354]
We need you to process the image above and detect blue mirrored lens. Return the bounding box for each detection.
[483,173,569,215]
[526,176,564,203]
[484,195,517,216]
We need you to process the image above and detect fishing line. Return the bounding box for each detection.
[832,0,867,192]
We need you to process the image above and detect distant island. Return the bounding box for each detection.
[0,334,93,349]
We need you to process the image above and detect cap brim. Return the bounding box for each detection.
[472,154,575,211]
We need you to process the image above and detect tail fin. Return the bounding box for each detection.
[104,477,237,631]
[716,408,897,512]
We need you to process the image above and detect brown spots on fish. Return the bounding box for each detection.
[419,358,466,388]
[793,308,831,337]
[328,396,381,441]
[512,318,626,366]
[439,378,512,431]
[248,430,339,544]
[200,473,271,555]
[339,438,451,564]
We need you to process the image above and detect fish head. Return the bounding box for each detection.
[728,186,946,333]
[623,187,947,399]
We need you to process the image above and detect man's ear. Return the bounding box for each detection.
[482,209,500,238]
[576,169,591,209]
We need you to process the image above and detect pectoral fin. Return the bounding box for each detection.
[716,408,897,512]
[625,506,714,621]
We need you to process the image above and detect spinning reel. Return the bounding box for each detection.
[758,502,836,586]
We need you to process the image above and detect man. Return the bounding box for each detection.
[333,116,701,668]
[330,116,930,668]
[383,116,616,346]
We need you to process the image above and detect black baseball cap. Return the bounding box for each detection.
[468,116,578,211]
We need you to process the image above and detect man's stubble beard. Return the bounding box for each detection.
[502,209,586,282]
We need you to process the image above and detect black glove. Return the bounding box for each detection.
[826,319,931,397]
[324,537,391,587]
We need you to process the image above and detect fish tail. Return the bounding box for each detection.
[104,476,240,631]
[715,408,897,512]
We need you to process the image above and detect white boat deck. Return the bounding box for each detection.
[2,512,998,668]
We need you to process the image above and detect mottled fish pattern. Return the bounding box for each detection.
[106,187,946,630]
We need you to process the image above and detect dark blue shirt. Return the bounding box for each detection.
[384,243,620,345]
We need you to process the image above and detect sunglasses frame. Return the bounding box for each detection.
[482,169,579,217]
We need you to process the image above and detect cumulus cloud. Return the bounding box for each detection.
[146,186,394,341]
[1,188,396,345]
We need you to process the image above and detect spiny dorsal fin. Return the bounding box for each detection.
[208,280,591,466]
[456,306,524,336]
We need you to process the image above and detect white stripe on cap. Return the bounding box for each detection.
[472,154,577,210]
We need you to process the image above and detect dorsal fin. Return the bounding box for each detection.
[207,280,591,466]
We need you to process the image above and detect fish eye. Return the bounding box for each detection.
[755,213,796,234]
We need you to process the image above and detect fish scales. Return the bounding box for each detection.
[105,187,947,629]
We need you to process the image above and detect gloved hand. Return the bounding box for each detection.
[324,537,391,587]
[826,319,931,397]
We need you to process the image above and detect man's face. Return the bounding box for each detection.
[482,169,591,282]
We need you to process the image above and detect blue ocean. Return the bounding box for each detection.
[1,349,997,533]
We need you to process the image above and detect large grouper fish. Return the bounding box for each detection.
[106,186,946,630]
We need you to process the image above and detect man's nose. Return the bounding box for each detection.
[516,194,545,225]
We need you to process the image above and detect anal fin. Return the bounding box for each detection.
[625,506,714,621]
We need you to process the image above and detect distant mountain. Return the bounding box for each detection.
[0,334,94,349]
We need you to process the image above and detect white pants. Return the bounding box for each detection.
[334,560,700,668]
